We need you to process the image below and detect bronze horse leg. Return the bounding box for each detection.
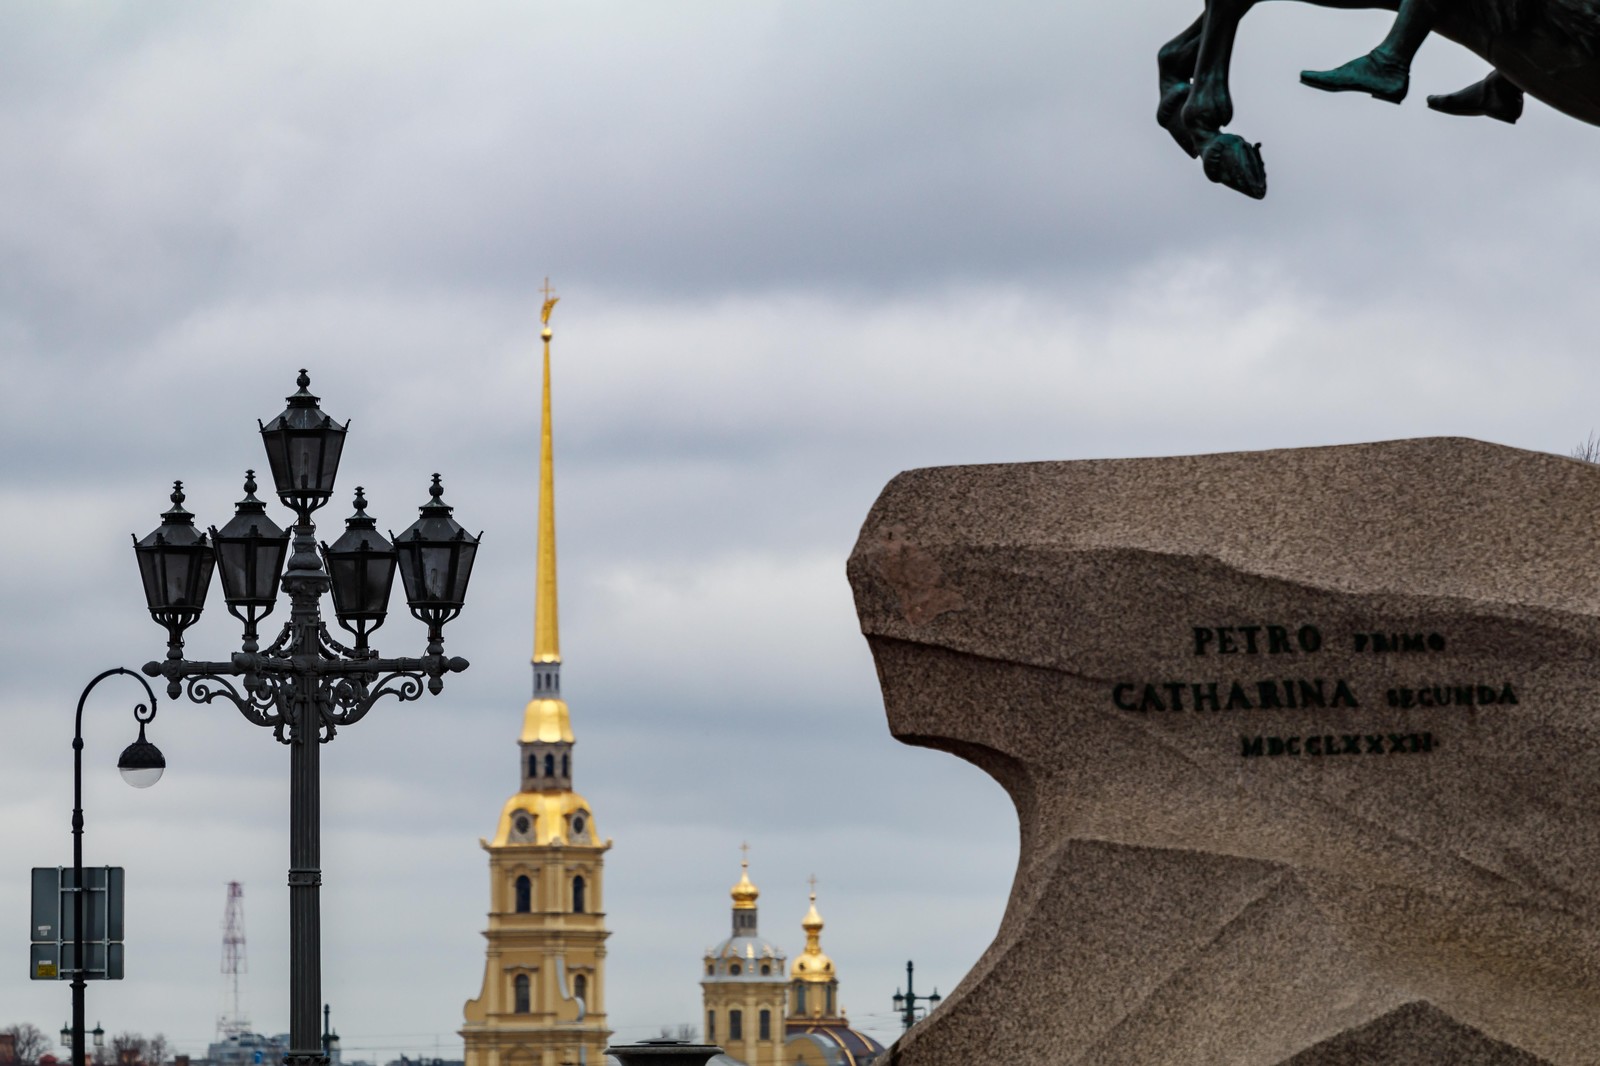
[1163,0,1270,198]
[1157,15,1206,156]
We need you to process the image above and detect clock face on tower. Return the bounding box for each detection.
[511,813,534,841]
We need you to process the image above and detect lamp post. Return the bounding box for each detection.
[320,1005,338,1063]
[132,370,481,1066]
[70,667,165,1066]
[891,960,941,1032]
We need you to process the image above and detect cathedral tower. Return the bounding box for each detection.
[702,854,789,1066]
[463,288,613,1066]
[787,887,837,1024]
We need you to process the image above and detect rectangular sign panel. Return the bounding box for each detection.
[30,944,58,980]
[30,866,125,980]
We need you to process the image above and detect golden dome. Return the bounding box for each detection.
[731,860,759,910]
[791,890,835,983]
[521,697,574,743]
[490,788,600,847]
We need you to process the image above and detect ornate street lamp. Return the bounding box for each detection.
[392,475,481,680]
[134,370,479,1066]
[131,483,216,657]
[210,471,291,653]
[319,488,397,653]
[257,371,347,519]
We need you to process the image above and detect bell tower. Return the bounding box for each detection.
[463,286,613,1066]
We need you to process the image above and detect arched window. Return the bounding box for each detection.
[759,1009,771,1041]
[730,961,742,976]
[707,1011,716,1041]
[562,754,570,778]
[573,974,588,1005]
[826,984,835,1015]
[572,875,587,913]
[529,755,539,778]
[544,753,555,777]
[705,961,714,976]
[760,962,771,975]
[514,875,531,913]
[513,974,530,1014]
[794,984,806,1013]
[729,1010,743,1041]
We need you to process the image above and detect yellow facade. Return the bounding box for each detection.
[463,293,614,1066]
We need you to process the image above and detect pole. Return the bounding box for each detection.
[283,519,328,1066]
[894,959,939,1031]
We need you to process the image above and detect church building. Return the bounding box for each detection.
[702,860,884,1066]
[703,858,789,1066]
[462,292,614,1066]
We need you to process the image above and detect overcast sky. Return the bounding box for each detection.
[2,1,1597,1059]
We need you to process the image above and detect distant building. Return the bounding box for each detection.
[203,1032,286,1066]
[460,295,613,1066]
[701,863,884,1066]
[702,859,788,1066]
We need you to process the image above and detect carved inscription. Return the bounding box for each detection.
[1110,622,1516,758]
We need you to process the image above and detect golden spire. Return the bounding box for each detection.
[731,844,760,910]
[533,278,560,665]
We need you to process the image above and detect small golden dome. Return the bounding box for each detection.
[521,697,574,743]
[791,890,835,983]
[802,895,824,933]
[731,860,759,910]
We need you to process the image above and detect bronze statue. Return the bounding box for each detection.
[1157,0,1599,196]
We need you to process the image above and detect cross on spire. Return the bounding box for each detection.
[540,277,560,327]
[807,873,818,896]
[740,841,750,866]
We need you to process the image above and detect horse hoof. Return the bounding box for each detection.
[1202,134,1267,199]
[1157,83,1199,157]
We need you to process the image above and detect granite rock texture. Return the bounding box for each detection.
[847,438,1600,1066]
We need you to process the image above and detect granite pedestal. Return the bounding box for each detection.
[848,438,1600,1065]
